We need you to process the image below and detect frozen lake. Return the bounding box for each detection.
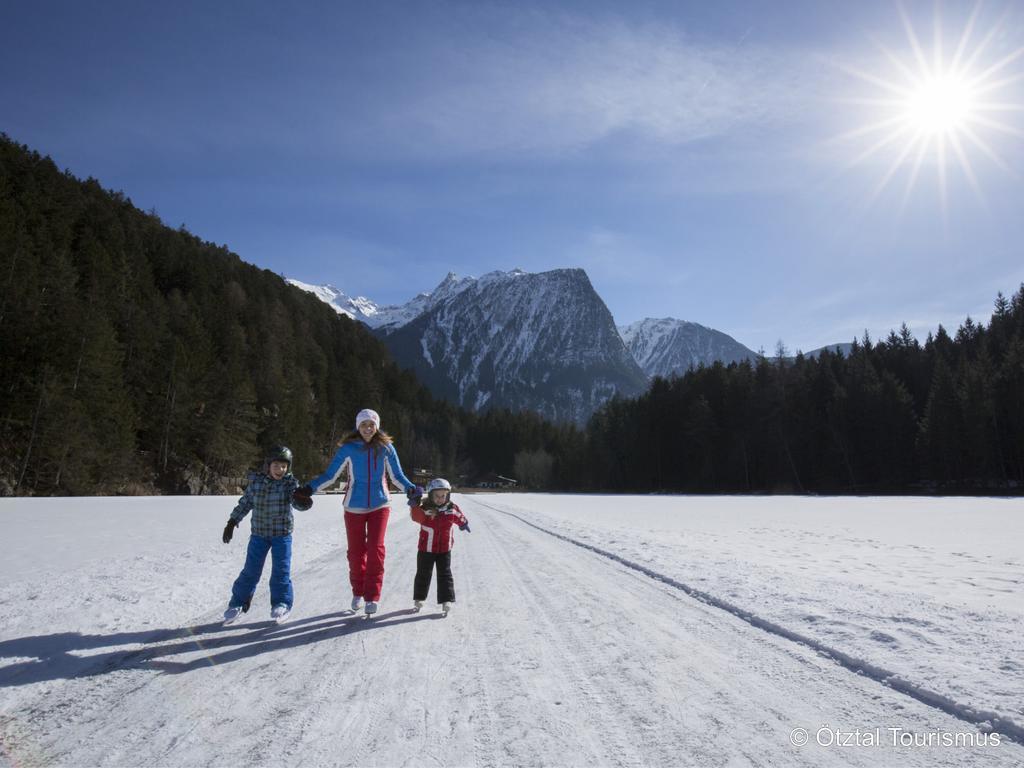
[0,493,1021,766]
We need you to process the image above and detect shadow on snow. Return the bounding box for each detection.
[0,608,441,686]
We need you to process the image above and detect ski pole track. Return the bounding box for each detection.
[479,503,821,767]
[475,502,851,767]
[457,552,505,768]
[340,625,402,768]
[468,512,610,767]
[466,502,816,768]
[256,532,468,768]
[293,609,402,768]
[247,548,412,768]
[246,627,358,766]
[469,498,1024,747]
[471,509,647,768]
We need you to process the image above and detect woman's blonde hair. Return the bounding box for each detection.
[339,429,394,449]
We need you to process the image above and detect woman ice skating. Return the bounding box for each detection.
[294,409,419,616]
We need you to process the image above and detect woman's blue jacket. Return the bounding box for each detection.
[308,440,415,511]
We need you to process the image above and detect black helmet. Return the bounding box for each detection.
[266,445,293,466]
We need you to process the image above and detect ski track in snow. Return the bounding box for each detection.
[476,494,1024,730]
[1,497,1022,767]
[470,499,1024,746]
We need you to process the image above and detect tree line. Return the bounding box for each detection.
[2,134,1021,495]
[573,293,1024,494]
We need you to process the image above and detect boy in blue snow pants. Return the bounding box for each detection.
[230,533,294,609]
[221,445,311,622]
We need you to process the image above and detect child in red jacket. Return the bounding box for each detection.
[409,478,469,616]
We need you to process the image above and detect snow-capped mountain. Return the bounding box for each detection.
[288,272,476,330]
[371,271,477,332]
[381,268,649,423]
[285,279,383,324]
[619,318,758,378]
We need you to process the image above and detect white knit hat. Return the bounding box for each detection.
[355,409,381,430]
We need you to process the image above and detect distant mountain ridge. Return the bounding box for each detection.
[290,269,851,421]
[803,343,855,359]
[287,271,479,330]
[284,280,381,324]
[619,318,758,378]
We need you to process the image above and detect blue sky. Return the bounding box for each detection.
[3,0,1023,353]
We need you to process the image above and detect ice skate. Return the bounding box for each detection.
[441,602,452,617]
[223,605,244,624]
[271,604,291,624]
[364,600,379,617]
[413,600,424,612]
[350,596,364,613]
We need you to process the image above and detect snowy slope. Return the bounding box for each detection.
[2,494,1022,767]
[619,318,758,378]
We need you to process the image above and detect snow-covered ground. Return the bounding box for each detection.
[483,495,1024,728]
[1,494,1022,767]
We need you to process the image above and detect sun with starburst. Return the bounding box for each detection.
[837,3,1024,209]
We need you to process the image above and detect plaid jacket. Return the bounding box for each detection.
[230,471,302,538]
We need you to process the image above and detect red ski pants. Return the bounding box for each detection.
[344,507,390,602]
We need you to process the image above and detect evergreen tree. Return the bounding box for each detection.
[918,358,963,487]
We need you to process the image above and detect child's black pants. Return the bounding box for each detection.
[414,551,455,603]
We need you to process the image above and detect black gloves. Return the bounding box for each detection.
[222,518,238,544]
[406,485,424,507]
[292,485,313,510]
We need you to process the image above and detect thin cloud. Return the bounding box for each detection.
[355,14,823,158]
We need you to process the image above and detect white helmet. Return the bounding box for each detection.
[426,478,452,493]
